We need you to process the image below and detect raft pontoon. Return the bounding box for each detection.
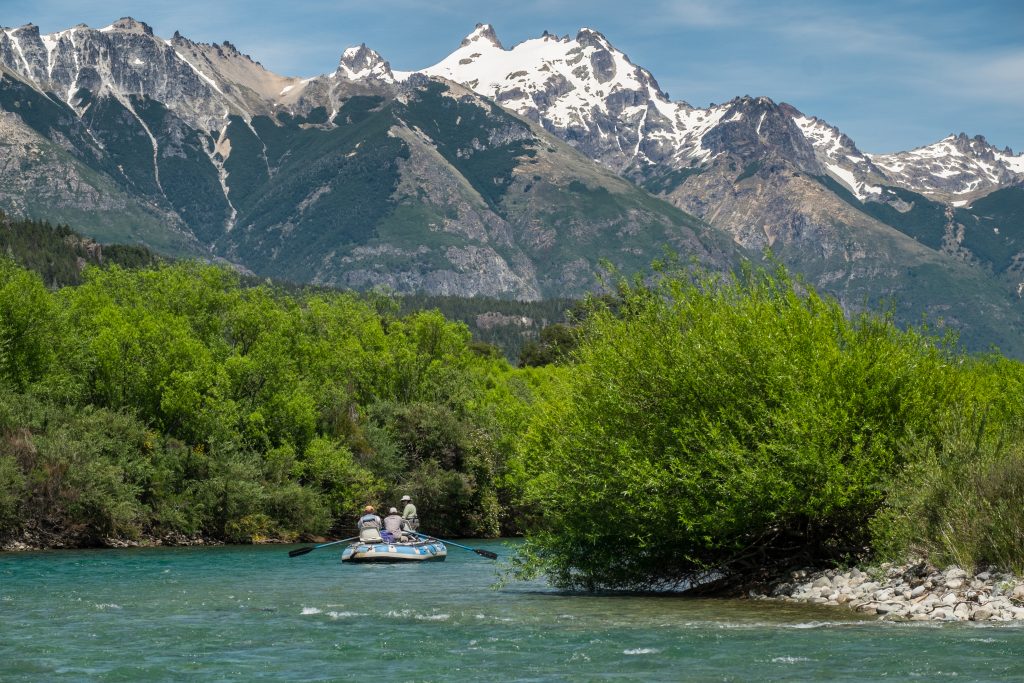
[341,537,447,563]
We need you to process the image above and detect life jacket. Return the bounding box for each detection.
[357,513,381,530]
[359,527,383,542]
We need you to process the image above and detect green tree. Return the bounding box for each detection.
[509,264,965,590]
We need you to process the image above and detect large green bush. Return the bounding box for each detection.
[509,264,967,590]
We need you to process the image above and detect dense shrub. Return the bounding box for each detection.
[509,264,968,590]
[871,359,1024,573]
[0,259,521,545]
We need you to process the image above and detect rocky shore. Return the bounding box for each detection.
[1,532,227,552]
[755,561,1024,621]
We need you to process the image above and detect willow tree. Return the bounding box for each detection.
[510,264,966,591]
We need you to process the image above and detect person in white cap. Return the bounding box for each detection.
[382,507,410,542]
[400,495,418,531]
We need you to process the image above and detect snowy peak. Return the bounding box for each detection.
[788,106,888,200]
[869,132,1024,201]
[336,44,395,82]
[420,23,686,170]
[0,19,309,131]
[461,23,502,49]
[574,27,613,51]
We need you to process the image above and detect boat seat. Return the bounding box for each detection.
[359,528,383,543]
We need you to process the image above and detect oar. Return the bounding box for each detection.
[288,536,359,558]
[412,532,498,560]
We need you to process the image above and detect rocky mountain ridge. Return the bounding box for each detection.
[1,18,1023,353]
[418,24,1024,204]
[0,18,734,301]
[413,24,1024,323]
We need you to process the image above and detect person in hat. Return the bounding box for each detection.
[400,495,418,531]
[382,507,410,542]
[357,505,383,542]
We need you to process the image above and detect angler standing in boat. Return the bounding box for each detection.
[401,495,418,531]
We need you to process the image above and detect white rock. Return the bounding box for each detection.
[812,576,832,588]
[946,578,964,589]
[910,585,927,598]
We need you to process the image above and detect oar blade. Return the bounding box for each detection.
[288,546,315,558]
[474,548,498,560]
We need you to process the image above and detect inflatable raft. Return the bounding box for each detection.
[341,538,447,563]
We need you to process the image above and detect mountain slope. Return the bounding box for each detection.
[414,24,1024,353]
[1,18,1023,353]
[0,19,736,300]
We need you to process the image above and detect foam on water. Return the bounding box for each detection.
[415,613,450,621]
[623,648,660,655]
[300,607,322,615]
[772,656,812,663]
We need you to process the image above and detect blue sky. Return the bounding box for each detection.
[5,0,1022,154]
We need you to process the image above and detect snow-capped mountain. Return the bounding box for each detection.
[0,18,738,300]
[2,17,1024,353]
[869,134,1024,204]
[417,24,1024,208]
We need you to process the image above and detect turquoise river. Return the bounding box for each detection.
[2,541,1023,681]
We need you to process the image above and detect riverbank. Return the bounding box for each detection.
[0,531,230,552]
[753,561,1024,621]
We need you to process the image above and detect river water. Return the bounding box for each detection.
[2,541,1023,681]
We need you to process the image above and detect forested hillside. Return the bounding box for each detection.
[0,213,158,287]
